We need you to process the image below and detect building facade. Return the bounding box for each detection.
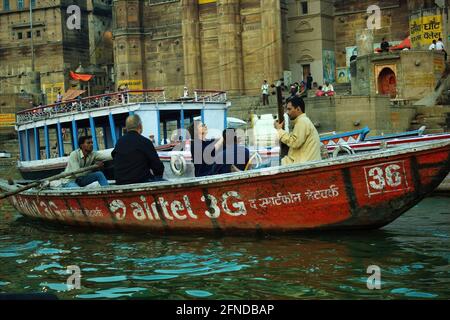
[0,0,113,103]
[112,0,449,98]
[113,0,288,97]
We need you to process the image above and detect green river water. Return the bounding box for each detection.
[0,194,449,299]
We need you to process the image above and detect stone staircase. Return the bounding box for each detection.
[333,83,352,96]
[410,106,450,134]
[228,94,281,121]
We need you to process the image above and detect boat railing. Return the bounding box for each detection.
[16,89,166,124]
[194,89,227,103]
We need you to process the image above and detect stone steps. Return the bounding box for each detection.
[228,94,285,120]
[333,83,352,95]
[413,117,447,128]
[410,105,450,133]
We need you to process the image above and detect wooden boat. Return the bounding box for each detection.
[320,126,370,146]
[326,132,450,155]
[364,126,426,141]
[1,140,449,234]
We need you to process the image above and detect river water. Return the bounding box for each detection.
[0,194,449,300]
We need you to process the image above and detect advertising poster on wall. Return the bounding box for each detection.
[336,67,350,83]
[0,114,15,127]
[42,82,65,105]
[117,80,143,90]
[410,13,442,49]
[323,50,336,83]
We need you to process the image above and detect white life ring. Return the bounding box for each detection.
[170,154,186,176]
[332,145,355,158]
[245,152,263,171]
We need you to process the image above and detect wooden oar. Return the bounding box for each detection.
[0,164,101,200]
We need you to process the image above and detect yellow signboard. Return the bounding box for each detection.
[42,82,65,105]
[410,14,443,49]
[117,79,143,90]
[0,114,16,127]
[198,0,216,4]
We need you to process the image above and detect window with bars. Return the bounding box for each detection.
[3,0,10,11]
[301,1,308,14]
[17,0,24,10]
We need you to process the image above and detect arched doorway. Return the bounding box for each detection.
[378,67,397,98]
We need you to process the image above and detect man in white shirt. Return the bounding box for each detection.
[429,40,437,50]
[436,38,445,50]
[322,81,335,96]
[436,38,447,60]
[261,80,270,105]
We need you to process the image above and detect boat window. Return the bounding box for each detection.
[46,126,57,158]
[37,127,46,160]
[158,109,201,145]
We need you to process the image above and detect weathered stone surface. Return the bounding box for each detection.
[0,0,113,102]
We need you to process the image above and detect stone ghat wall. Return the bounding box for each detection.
[0,139,20,174]
[229,94,417,135]
[304,95,417,135]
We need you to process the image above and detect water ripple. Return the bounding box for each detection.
[86,276,128,283]
[0,196,448,299]
[185,290,213,298]
[76,287,147,299]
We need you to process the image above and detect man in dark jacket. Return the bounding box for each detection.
[112,114,164,185]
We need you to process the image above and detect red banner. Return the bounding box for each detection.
[70,71,94,82]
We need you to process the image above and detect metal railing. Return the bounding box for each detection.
[16,89,166,124]
[194,89,227,103]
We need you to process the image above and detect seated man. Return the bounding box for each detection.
[63,136,110,187]
[112,114,164,185]
[322,81,335,96]
[211,128,250,175]
[315,86,325,97]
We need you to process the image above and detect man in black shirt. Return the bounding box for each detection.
[112,114,164,185]
[306,73,313,90]
[380,38,390,52]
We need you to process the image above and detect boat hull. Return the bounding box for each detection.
[2,141,449,234]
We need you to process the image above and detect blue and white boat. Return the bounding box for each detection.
[15,89,230,180]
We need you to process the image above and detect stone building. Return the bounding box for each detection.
[112,0,449,99]
[113,0,287,97]
[0,0,113,103]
